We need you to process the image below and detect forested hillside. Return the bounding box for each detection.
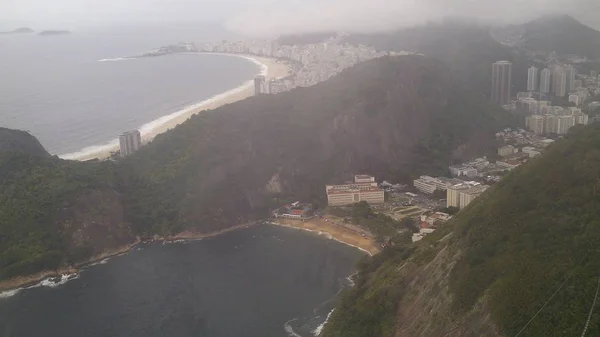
[0,55,509,283]
[323,123,600,337]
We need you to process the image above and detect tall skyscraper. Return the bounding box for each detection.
[254,75,266,95]
[527,66,538,91]
[491,61,512,105]
[554,70,567,97]
[119,130,142,157]
[540,68,552,94]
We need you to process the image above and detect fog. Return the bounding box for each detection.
[1,0,599,36]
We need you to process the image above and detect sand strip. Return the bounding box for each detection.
[63,54,290,161]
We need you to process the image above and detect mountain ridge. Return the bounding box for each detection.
[0,55,510,284]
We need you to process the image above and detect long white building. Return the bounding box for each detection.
[326,175,385,206]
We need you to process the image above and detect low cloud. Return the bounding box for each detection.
[225,0,600,37]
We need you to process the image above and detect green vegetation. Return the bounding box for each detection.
[0,153,121,279]
[449,123,600,336]
[321,244,414,337]
[0,55,508,283]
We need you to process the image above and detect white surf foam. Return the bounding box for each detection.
[284,319,303,337]
[98,57,132,62]
[0,288,22,299]
[0,273,80,299]
[60,54,268,161]
[37,273,79,288]
[313,309,335,336]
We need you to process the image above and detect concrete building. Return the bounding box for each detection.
[565,65,577,91]
[569,94,582,106]
[525,115,545,135]
[492,61,513,105]
[527,66,538,91]
[553,70,567,97]
[254,75,267,95]
[556,115,576,135]
[413,176,455,194]
[446,183,488,209]
[119,130,142,157]
[498,145,515,157]
[540,68,552,94]
[326,175,385,206]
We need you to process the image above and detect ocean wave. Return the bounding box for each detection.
[59,54,265,161]
[97,57,133,62]
[0,288,22,299]
[284,319,303,337]
[0,273,79,300]
[313,309,335,336]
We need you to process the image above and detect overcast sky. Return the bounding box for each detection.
[2,0,599,36]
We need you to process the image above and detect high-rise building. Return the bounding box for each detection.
[540,68,552,94]
[591,70,598,78]
[491,61,512,105]
[564,65,577,92]
[119,130,142,157]
[254,75,266,95]
[556,115,576,134]
[553,70,567,97]
[527,66,538,91]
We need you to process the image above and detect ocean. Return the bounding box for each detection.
[0,225,363,337]
[0,25,260,157]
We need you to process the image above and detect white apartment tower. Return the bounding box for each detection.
[119,130,142,157]
[492,61,512,105]
[540,68,552,94]
[527,66,538,91]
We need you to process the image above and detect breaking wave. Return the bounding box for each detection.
[0,273,79,299]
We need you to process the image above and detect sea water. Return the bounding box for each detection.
[0,24,260,156]
[0,225,363,337]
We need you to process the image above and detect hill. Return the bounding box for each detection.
[494,15,600,60]
[0,128,50,157]
[0,55,510,285]
[322,123,600,337]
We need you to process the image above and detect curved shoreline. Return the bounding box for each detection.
[0,222,259,294]
[60,54,290,161]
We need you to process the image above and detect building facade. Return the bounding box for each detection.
[527,66,538,91]
[492,61,513,105]
[553,69,567,97]
[119,130,142,157]
[254,76,267,95]
[540,68,552,94]
[326,175,384,206]
[447,183,488,209]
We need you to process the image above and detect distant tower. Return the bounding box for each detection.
[553,70,567,97]
[527,66,538,91]
[491,61,513,105]
[119,130,142,157]
[540,68,552,94]
[254,75,266,95]
[564,65,577,92]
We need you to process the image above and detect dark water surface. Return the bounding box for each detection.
[0,225,363,337]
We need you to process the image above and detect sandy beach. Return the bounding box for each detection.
[69,54,290,161]
[271,218,381,256]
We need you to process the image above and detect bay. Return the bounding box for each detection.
[0,225,364,337]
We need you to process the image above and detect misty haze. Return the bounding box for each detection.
[1,1,600,337]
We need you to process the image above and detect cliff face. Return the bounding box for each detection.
[323,123,600,337]
[0,55,509,283]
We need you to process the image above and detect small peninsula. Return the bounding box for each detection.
[0,27,34,35]
[39,30,71,36]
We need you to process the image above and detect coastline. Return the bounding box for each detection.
[0,222,259,294]
[61,54,290,161]
[270,219,381,256]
